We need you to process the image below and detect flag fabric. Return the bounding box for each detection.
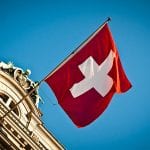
[45,23,131,127]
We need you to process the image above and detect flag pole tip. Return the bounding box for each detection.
[107,17,111,22]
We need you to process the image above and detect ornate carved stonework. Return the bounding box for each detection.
[0,61,41,108]
[31,132,40,143]
[0,61,65,150]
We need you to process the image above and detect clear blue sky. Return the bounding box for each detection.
[0,0,150,150]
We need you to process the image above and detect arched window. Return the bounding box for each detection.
[9,101,19,116]
[0,93,9,103]
[0,92,19,116]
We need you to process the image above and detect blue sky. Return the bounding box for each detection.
[0,0,150,150]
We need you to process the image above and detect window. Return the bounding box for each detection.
[0,92,19,116]
[9,101,19,116]
[0,93,9,103]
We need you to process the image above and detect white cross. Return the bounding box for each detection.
[70,50,115,98]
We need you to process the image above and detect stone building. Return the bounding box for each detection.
[0,61,65,150]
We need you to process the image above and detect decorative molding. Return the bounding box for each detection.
[0,61,41,108]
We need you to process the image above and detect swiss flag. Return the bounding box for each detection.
[45,24,131,127]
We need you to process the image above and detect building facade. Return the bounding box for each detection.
[0,61,65,150]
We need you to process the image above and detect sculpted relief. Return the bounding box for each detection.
[0,61,41,107]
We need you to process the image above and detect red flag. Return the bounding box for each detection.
[45,23,131,127]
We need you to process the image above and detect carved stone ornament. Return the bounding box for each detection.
[0,61,42,107]
[31,132,39,143]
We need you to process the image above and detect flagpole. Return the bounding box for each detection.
[44,17,111,80]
